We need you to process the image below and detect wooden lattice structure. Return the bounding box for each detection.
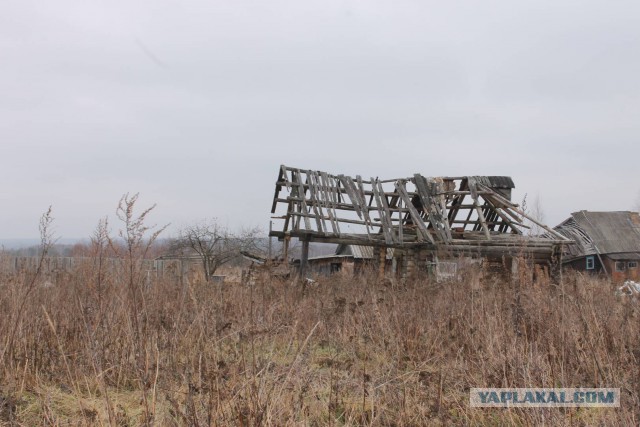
[269,165,570,276]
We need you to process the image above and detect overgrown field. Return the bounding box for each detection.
[0,252,638,426]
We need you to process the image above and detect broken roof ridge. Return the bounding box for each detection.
[279,164,514,187]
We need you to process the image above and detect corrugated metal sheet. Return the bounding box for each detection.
[570,211,640,255]
[335,244,393,259]
[607,252,640,260]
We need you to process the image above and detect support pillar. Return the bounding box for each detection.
[283,235,290,262]
[378,246,386,280]
[406,248,416,279]
[300,238,309,277]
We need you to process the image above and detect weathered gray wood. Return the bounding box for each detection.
[300,238,309,276]
[275,197,410,213]
[271,165,286,214]
[377,180,395,243]
[477,183,569,241]
[305,172,326,233]
[434,178,453,241]
[397,197,404,243]
[318,172,339,235]
[338,175,362,219]
[413,175,451,243]
[473,200,492,240]
[271,166,568,264]
[481,195,524,235]
[293,170,312,230]
[328,175,343,235]
[394,180,435,244]
[371,178,394,244]
[355,175,373,230]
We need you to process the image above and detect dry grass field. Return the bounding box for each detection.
[1,246,639,426]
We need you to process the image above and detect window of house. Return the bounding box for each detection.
[628,261,638,269]
[586,256,595,270]
[615,261,626,272]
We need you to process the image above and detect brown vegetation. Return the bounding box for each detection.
[0,206,638,425]
[1,264,638,425]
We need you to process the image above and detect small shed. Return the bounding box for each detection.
[554,211,640,282]
[298,244,393,276]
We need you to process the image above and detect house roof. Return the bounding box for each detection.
[607,252,640,260]
[555,211,640,257]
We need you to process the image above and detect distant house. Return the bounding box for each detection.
[554,211,640,282]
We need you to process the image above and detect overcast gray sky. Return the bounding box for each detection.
[2,0,639,239]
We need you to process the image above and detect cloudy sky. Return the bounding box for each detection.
[1,0,639,239]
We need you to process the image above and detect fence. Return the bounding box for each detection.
[0,256,207,283]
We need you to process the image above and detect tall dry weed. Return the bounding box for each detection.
[0,243,638,425]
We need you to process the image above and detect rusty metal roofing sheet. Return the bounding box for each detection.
[571,211,640,255]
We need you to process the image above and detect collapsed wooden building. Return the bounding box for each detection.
[269,165,571,280]
[553,211,640,282]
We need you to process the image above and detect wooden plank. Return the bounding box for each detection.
[397,196,403,243]
[338,175,362,219]
[371,178,394,245]
[328,175,343,235]
[473,200,492,240]
[293,170,312,231]
[434,178,453,241]
[338,175,373,238]
[476,183,569,240]
[276,180,422,197]
[413,175,450,243]
[355,175,373,229]
[270,165,287,213]
[395,181,435,244]
[318,172,339,235]
[481,195,523,235]
[447,178,468,225]
[306,172,327,234]
[314,172,339,236]
[274,197,410,213]
[377,180,395,243]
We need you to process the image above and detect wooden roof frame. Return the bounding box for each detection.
[269,165,569,258]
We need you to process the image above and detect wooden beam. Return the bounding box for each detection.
[473,201,492,240]
[394,181,435,244]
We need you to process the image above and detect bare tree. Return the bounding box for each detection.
[176,219,261,281]
[529,195,546,236]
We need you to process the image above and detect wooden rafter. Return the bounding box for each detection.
[269,165,569,257]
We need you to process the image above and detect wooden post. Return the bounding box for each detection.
[267,220,273,265]
[283,235,290,262]
[378,246,386,280]
[300,238,310,277]
[406,248,416,279]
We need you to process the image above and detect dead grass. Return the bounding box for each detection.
[0,258,639,426]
